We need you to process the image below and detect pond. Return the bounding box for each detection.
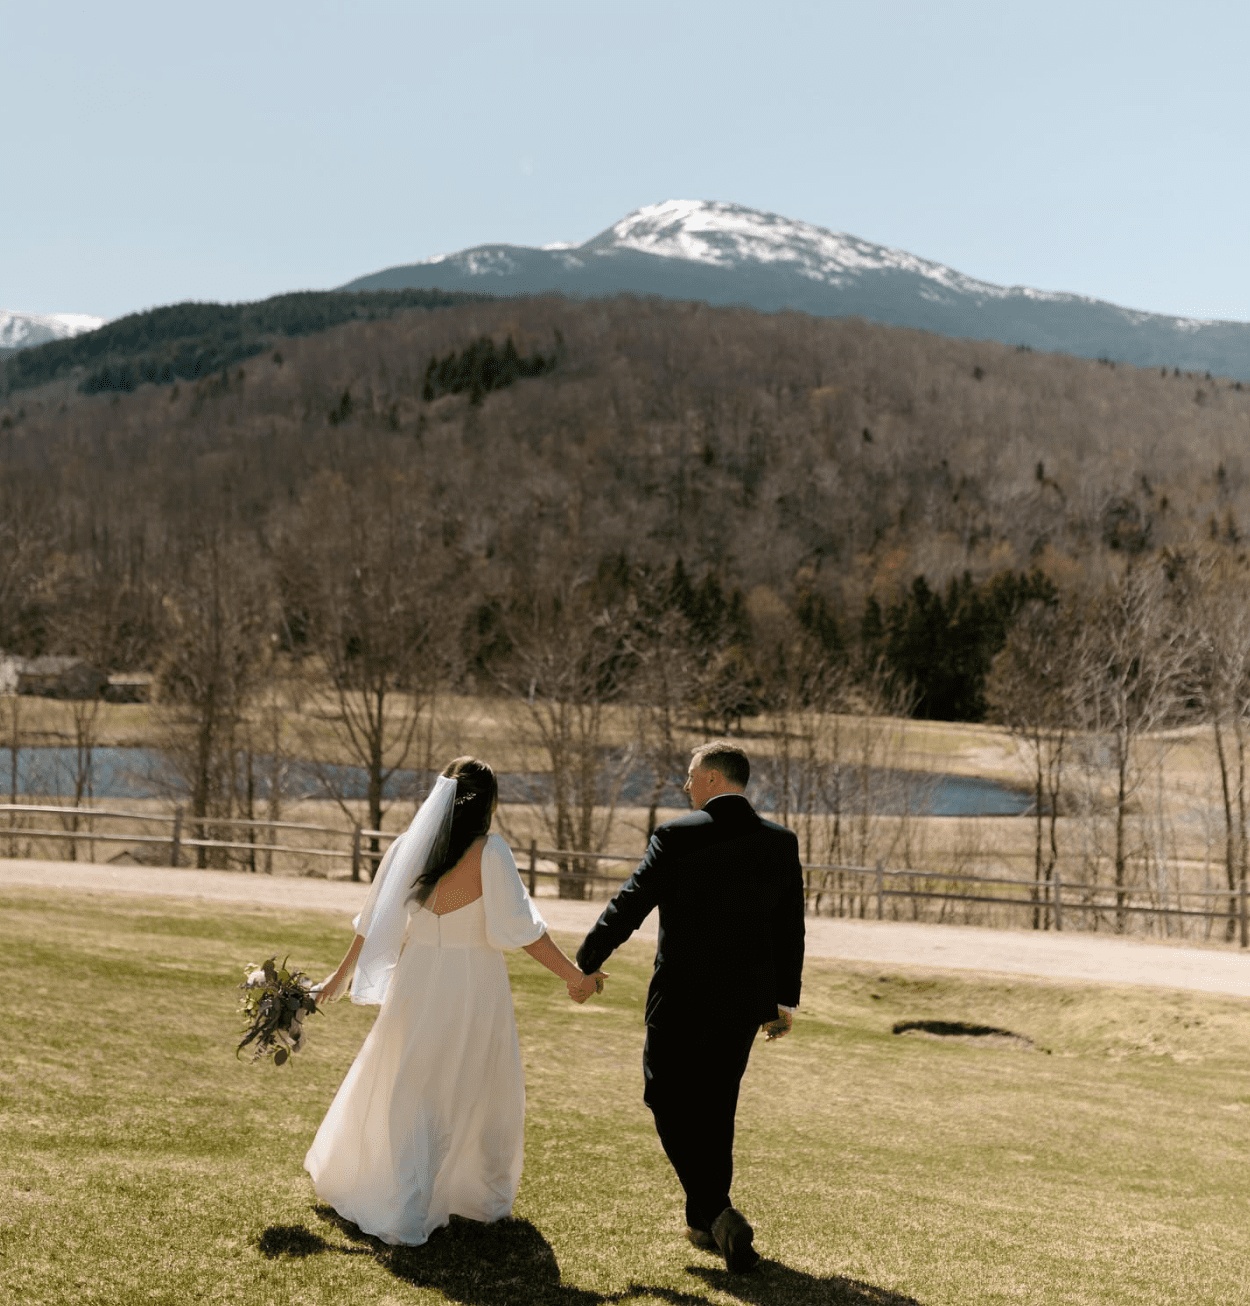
[2,746,1033,818]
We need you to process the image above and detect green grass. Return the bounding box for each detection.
[3,888,1250,1306]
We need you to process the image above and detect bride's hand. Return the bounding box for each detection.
[315,936,364,1006]
[313,972,348,1004]
[567,971,607,1003]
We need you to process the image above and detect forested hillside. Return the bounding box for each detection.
[2,291,1249,724]
[0,288,491,397]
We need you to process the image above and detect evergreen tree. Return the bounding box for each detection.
[420,335,558,406]
[871,569,1059,721]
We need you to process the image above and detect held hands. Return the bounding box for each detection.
[761,1009,793,1041]
[567,971,608,1004]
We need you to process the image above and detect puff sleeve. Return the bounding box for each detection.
[481,833,547,950]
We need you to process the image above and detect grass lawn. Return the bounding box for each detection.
[2,887,1249,1306]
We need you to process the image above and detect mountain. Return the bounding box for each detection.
[339,200,1250,379]
[0,309,107,359]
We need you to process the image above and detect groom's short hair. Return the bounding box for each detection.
[691,741,750,788]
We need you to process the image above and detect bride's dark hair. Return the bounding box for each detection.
[413,756,497,905]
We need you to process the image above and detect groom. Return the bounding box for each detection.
[573,741,805,1273]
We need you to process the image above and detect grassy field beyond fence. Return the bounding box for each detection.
[5,693,1248,946]
[2,885,1250,1305]
[5,793,1248,944]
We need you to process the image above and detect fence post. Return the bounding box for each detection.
[351,826,361,882]
[169,807,182,869]
[1052,873,1063,932]
[875,862,884,921]
[1240,875,1248,949]
[528,839,537,896]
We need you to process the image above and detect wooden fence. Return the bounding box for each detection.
[1,803,360,873]
[3,802,1247,946]
[796,860,1250,948]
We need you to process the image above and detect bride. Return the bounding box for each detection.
[305,756,603,1245]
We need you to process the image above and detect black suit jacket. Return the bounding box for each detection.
[576,794,805,1029]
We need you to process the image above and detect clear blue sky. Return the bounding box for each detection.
[6,0,1248,324]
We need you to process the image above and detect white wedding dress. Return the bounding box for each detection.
[305,832,547,1245]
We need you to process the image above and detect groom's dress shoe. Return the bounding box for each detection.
[686,1226,717,1251]
[711,1206,760,1272]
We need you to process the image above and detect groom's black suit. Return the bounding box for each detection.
[576,793,805,1232]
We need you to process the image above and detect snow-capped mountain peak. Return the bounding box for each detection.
[0,309,106,353]
[336,198,1245,377]
[594,199,1069,305]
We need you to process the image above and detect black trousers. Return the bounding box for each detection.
[642,1016,760,1231]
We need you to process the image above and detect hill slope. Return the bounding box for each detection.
[4,293,1247,603]
[3,294,1250,723]
[0,288,493,396]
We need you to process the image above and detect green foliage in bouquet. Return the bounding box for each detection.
[236,956,319,1066]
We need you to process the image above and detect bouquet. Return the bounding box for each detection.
[237,956,320,1066]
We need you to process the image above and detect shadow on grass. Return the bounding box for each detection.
[892,1019,1041,1052]
[260,1209,925,1306]
[313,1204,608,1304]
[686,1261,927,1305]
[257,1221,373,1260]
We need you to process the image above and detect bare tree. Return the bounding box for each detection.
[1075,560,1192,931]
[763,640,917,918]
[228,690,296,875]
[0,498,49,655]
[1191,552,1250,944]
[500,576,638,899]
[156,533,276,868]
[3,691,20,856]
[0,501,47,851]
[750,600,856,909]
[625,565,710,838]
[43,535,154,858]
[632,614,697,839]
[284,476,450,877]
[986,598,1083,928]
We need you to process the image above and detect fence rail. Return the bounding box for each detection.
[2,802,1246,946]
[0,802,359,874]
[796,860,1249,947]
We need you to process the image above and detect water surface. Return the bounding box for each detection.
[4,746,1032,818]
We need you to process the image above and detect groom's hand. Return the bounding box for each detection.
[568,971,607,1003]
[762,1009,793,1040]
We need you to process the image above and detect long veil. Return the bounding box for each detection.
[352,774,456,1005]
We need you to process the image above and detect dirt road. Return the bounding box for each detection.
[3,858,1247,998]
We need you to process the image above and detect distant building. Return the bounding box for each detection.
[0,653,108,700]
[104,673,153,704]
